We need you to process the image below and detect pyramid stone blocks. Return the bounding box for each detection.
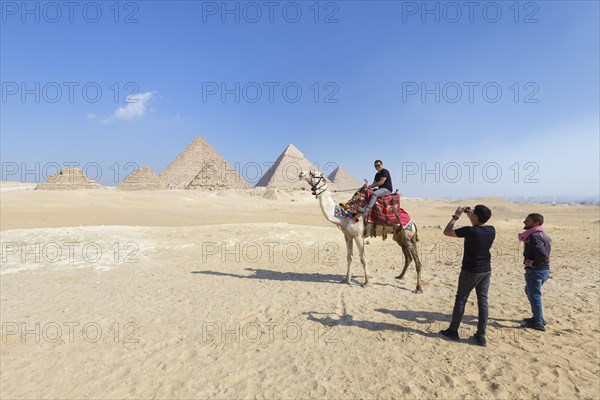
[160,136,249,190]
[328,166,362,192]
[36,168,103,190]
[118,166,165,191]
[255,144,330,190]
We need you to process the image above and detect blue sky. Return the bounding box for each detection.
[1,0,598,198]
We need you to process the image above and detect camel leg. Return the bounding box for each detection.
[341,235,353,284]
[354,236,370,287]
[407,237,423,294]
[395,241,412,280]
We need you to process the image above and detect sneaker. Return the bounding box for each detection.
[522,320,546,332]
[473,333,487,347]
[523,317,546,326]
[439,329,459,341]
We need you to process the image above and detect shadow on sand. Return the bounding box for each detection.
[304,310,441,340]
[375,308,520,330]
[194,268,417,291]
[194,268,522,345]
[192,267,346,284]
[304,308,521,345]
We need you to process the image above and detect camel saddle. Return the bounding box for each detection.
[336,187,411,227]
[364,188,412,227]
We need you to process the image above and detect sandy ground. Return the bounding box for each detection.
[1,182,599,399]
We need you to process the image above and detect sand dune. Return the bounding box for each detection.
[1,185,598,398]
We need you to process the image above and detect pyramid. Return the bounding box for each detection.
[160,136,249,190]
[328,166,362,191]
[118,166,165,191]
[36,168,103,190]
[256,144,329,190]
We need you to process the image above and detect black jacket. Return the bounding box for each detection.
[523,231,552,270]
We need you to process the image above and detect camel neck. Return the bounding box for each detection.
[316,185,341,226]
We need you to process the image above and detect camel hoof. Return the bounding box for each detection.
[395,275,405,280]
[361,282,372,288]
[340,279,351,285]
[415,287,424,294]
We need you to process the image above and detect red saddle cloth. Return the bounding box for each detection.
[365,190,411,227]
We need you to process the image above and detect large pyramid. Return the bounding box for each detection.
[118,166,165,191]
[256,144,329,190]
[36,168,103,190]
[160,136,249,190]
[328,166,362,191]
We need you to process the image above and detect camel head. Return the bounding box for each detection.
[299,170,324,188]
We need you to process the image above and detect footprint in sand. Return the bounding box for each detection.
[310,380,328,397]
[113,366,132,380]
[181,348,197,361]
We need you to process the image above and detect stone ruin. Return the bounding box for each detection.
[117,166,165,191]
[36,168,103,190]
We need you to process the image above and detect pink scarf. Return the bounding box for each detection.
[518,226,544,242]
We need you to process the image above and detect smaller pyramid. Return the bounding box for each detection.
[256,144,329,190]
[160,136,250,190]
[36,168,103,190]
[118,166,165,191]
[328,166,362,191]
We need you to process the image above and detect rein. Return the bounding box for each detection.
[310,175,328,198]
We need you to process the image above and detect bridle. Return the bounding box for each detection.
[309,173,327,198]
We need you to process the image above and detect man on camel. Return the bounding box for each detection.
[358,160,393,214]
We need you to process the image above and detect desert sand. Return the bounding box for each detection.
[1,182,599,399]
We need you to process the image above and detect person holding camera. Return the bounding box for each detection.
[440,205,495,347]
[519,213,551,332]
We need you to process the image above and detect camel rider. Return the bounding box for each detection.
[359,160,393,214]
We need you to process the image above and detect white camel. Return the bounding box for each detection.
[299,170,424,293]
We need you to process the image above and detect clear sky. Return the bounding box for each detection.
[1,0,598,199]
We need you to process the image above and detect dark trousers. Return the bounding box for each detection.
[449,270,492,335]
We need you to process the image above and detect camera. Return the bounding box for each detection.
[463,207,472,213]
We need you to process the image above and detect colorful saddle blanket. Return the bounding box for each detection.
[335,188,412,227]
[366,192,412,227]
[334,189,367,221]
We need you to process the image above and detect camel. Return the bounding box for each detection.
[299,170,424,293]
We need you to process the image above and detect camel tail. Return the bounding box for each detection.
[414,223,419,242]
